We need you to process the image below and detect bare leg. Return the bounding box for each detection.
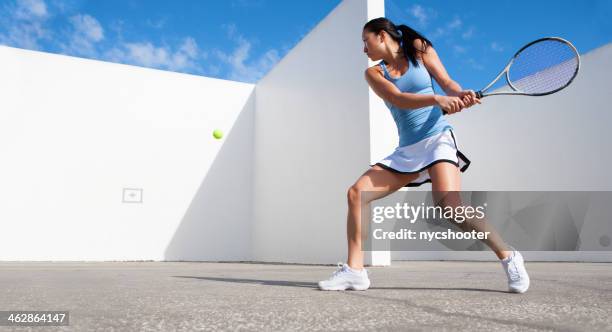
[428,162,512,260]
[346,165,419,269]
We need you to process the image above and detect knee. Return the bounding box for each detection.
[433,192,462,209]
[346,185,359,204]
[347,185,361,205]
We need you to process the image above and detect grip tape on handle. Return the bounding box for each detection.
[441,90,483,115]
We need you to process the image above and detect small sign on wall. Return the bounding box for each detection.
[122,188,143,203]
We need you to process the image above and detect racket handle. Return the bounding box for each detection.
[442,90,484,115]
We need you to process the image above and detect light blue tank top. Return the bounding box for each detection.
[379,59,452,147]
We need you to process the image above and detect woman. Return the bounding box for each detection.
[317,18,529,293]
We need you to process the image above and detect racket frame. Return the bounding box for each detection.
[476,37,580,98]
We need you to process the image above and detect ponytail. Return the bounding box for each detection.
[363,17,433,67]
[396,24,433,67]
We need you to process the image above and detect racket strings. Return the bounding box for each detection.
[508,39,578,94]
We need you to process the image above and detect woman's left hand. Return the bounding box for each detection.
[457,90,481,108]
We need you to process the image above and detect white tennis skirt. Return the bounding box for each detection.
[372,128,471,187]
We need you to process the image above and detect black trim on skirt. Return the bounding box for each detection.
[369,129,472,187]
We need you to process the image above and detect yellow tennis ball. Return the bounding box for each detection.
[213,129,223,139]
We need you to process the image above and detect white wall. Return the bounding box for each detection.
[252,0,381,264]
[0,46,256,261]
[366,0,399,266]
[449,44,612,191]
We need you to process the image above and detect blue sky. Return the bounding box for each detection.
[1,0,610,89]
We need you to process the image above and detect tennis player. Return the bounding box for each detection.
[318,17,530,293]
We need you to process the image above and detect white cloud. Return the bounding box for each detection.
[61,14,104,56]
[145,17,167,29]
[448,17,462,29]
[61,13,206,74]
[70,14,104,42]
[105,37,203,72]
[0,21,47,49]
[467,58,484,70]
[453,45,467,54]
[491,42,504,52]
[462,27,475,40]
[409,4,434,28]
[0,0,50,49]
[179,37,198,58]
[222,23,238,39]
[430,27,445,39]
[0,2,252,79]
[214,24,281,83]
[410,5,427,25]
[14,0,47,20]
[429,15,462,39]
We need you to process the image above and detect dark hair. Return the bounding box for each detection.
[363,17,433,67]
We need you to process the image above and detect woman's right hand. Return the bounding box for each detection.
[435,95,466,114]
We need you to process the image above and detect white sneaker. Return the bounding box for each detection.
[318,263,371,291]
[501,247,530,293]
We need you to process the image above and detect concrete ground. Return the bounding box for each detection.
[1,261,611,331]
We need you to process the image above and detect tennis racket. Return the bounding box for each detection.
[442,37,580,114]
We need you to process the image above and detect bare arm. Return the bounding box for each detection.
[364,67,439,109]
[419,41,463,96]
[420,40,480,108]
